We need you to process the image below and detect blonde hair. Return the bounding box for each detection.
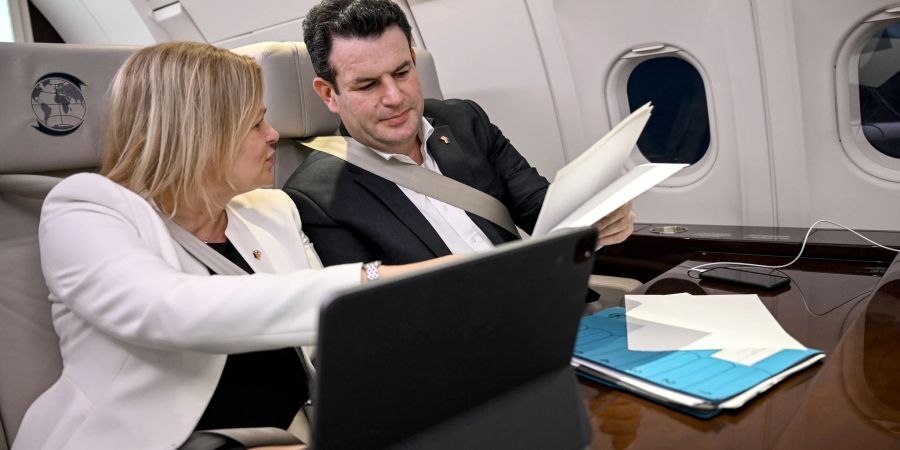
[100,42,264,217]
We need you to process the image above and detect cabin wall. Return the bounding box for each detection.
[20,0,900,230]
[27,0,164,44]
[411,0,769,226]
[413,0,900,230]
[542,0,766,226]
[762,0,900,230]
[408,0,568,183]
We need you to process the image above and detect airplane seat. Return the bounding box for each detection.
[232,41,444,188]
[0,42,138,450]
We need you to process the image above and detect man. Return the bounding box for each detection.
[283,0,634,266]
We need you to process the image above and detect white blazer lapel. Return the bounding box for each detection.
[225,189,315,274]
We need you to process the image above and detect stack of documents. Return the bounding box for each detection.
[571,294,824,418]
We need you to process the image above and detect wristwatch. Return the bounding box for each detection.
[363,260,382,282]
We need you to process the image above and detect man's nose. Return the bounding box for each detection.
[381,78,402,106]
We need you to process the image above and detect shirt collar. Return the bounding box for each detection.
[368,117,435,166]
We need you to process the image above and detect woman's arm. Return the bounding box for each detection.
[40,175,362,354]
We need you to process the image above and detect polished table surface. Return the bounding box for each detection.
[578,254,900,449]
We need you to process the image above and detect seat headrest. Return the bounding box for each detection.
[413,48,444,102]
[233,42,443,139]
[232,41,339,139]
[0,43,139,174]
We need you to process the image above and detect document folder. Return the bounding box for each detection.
[571,307,825,418]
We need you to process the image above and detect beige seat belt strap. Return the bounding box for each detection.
[1,415,8,450]
[162,217,318,423]
[301,136,520,237]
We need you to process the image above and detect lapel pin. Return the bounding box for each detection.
[439,135,450,144]
[252,250,263,261]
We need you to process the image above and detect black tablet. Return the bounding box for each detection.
[311,228,597,450]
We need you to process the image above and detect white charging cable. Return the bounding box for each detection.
[687,219,900,274]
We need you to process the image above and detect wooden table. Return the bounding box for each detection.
[579,253,900,449]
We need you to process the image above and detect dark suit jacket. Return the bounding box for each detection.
[282,98,550,265]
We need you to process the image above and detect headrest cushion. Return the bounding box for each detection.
[0,43,138,174]
[232,41,339,139]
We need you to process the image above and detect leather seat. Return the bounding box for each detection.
[0,42,138,450]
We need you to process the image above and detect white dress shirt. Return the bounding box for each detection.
[368,118,494,254]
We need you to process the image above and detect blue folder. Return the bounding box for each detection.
[572,307,824,418]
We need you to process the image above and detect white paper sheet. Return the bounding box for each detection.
[533,103,685,236]
[552,163,686,232]
[535,104,652,237]
[623,293,806,351]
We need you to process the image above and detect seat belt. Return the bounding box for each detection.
[163,217,319,383]
[301,136,521,237]
[162,217,318,430]
[1,415,9,450]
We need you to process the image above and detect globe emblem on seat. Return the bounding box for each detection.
[31,73,87,136]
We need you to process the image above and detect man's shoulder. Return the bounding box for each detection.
[283,151,350,191]
[424,98,483,119]
[298,150,348,171]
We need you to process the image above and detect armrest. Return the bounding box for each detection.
[588,274,642,308]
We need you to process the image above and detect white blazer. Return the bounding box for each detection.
[13,173,361,450]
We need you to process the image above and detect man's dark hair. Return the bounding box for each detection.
[303,0,413,91]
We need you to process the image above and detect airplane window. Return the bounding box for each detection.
[1,0,13,42]
[626,57,710,164]
[859,23,900,159]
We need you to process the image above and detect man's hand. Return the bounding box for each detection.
[594,202,634,246]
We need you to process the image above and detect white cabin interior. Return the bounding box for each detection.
[3,2,900,450]
[5,0,900,230]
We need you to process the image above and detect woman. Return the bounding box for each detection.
[13,42,441,450]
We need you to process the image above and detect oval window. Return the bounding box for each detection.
[626,57,710,164]
[859,23,900,159]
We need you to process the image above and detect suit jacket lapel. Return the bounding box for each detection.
[348,164,452,257]
[428,125,511,245]
[427,125,477,188]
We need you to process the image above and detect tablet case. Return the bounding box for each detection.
[312,228,597,449]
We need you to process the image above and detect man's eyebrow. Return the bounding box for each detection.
[350,61,413,85]
[392,61,413,72]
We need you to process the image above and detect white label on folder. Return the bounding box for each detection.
[712,348,780,366]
